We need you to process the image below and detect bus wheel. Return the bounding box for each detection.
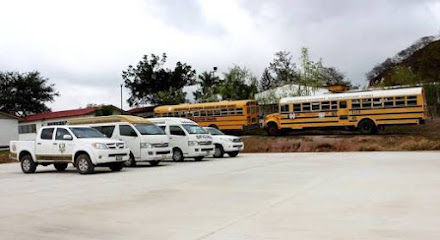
[172,148,184,162]
[266,122,279,136]
[358,119,377,135]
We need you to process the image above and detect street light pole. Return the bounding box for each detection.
[120,84,123,114]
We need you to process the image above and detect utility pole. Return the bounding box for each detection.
[120,84,123,114]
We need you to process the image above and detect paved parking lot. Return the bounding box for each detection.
[1,152,440,239]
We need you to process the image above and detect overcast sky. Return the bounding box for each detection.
[1,0,439,111]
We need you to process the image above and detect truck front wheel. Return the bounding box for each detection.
[76,154,94,174]
[21,155,37,174]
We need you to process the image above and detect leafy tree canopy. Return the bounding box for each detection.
[193,67,221,103]
[0,71,58,117]
[123,53,196,106]
[218,66,258,100]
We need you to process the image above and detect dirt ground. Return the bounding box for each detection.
[0,151,13,164]
[242,117,440,152]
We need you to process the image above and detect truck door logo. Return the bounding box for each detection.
[59,143,66,154]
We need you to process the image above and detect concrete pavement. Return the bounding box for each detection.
[0,152,439,239]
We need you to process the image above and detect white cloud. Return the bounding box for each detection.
[0,0,439,111]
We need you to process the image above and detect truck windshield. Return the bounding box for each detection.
[182,124,208,134]
[134,124,165,135]
[207,128,224,135]
[69,127,107,138]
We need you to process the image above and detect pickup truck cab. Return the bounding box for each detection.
[203,127,244,158]
[10,126,130,174]
[67,115,171,167]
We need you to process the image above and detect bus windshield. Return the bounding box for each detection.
[69,127,107,138]
[182,124,208,134]
[135,124,165,135]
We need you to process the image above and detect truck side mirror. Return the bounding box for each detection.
[63,135,73,140]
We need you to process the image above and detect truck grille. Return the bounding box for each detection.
[106,143,125,149]
[232,138,242,143]
[199,141,212,146]
[152,143,169,148]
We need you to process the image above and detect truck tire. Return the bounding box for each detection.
[123,153,136,167]
[358,119,377,135]
[54,163,68,171]
[227,151,239,157]
[194,156,204,161]
[21,154,37,174]
[213,144,224,158]
[109,162,124,172]
[172,148,184,162]
[149,160,160,166]
[76,154,94,174]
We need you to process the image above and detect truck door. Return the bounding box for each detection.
[53,127,74,162]
[36,128,55,161]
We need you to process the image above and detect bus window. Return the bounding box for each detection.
[214,109,221,116]
[362,98,372,108]
[407,96,417,105]
[321,101,330,110]
[373,98,382,108]
[293,104,301,112]
[339,101,347,109]
[201,111,207,116]
[280,105,289,113]
[384,97,394,107]
[312,102,320,111]
[236,108,243,115]
[221,109,228,115]
[229,108,236,115]
[206,110,213,116]
[352,99,361,109]
[331,101,337,109]
[395,97,405,106]
[302,103,310,112]
[193,111,200,117]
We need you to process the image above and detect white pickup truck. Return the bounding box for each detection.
[203,127,244,158]
[10,126,130,174]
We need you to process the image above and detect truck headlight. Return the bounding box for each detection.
[188,141,198,146]
[140,143,153,148]
[92,143,108,149]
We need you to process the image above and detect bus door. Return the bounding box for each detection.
[337,100,350,124]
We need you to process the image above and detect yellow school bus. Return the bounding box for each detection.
[264,87,427,135]
[154,100,259,131]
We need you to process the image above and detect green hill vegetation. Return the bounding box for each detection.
[367,35,440,115]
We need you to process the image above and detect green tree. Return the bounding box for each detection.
[0,71,59,117]
[260,51,300,91]
[218,66,258,100]
[193,67,220,102]
[381,66,419,87]
[122,53,196,106]
[299,47,325,95]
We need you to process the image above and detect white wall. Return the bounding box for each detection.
[0,117,18,147]
[18,114,95,140]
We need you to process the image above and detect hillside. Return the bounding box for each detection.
[368,37,440,86]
